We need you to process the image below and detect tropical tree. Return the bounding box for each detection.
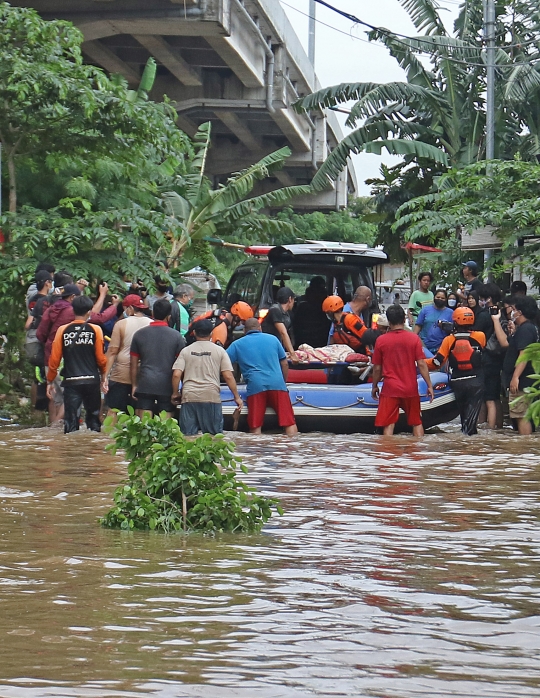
[161,122,311,263]
[393,159,540,286]
[0,3,189,214]
[294,0,540,193]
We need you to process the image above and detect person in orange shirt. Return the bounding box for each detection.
[427,307,486,435]
[47,295,107,434]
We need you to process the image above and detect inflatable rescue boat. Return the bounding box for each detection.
[221,369,458,434]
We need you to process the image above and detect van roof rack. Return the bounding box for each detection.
[270,242,387,261]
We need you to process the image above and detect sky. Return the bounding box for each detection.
[280,0,460,194]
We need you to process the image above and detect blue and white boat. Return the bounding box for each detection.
[221,370,457,434]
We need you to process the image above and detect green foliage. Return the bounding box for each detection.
[393,159,540,286]
[163,125,312,260]
[519,343,540,426]
[208,198,377,283]
[294,0,540,212]
[101,410,282,533]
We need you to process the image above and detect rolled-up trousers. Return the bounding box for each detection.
[63,383,101,434]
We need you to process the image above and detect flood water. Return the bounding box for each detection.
[0,425,540,697]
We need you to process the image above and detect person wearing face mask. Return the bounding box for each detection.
[476,283,505,429]
[413,288,454,352]
[147,276,173,311]
[169,284,195,337]
[447,292,458,310]
[102,294,152,418]
[494,295,540,434]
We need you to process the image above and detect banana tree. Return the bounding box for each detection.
[162,122,311,261]
[294,0,540,191]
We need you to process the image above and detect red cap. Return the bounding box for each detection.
[122,294,146,309]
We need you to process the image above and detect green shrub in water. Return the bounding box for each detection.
[101,409,282,533]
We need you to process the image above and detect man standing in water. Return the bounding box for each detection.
[46,296,107,433]
[130,299,185,418]
[227,318,297,436]
[371,305,434,436]
[172,319,242,435]
[102,294,151,417]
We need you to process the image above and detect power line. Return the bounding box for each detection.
[282,0,488,67]
[280,0,377,47]
[309,0,540,68]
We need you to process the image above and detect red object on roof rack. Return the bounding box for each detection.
[401,242,442,253]
[244,245,274,256]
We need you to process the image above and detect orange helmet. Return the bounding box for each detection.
[230,300,253,321]
[322,295,344,313]
[452,307,475,325]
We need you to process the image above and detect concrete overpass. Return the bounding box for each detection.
[15,0,356,209]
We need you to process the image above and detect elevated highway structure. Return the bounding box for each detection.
[15,0,356,209]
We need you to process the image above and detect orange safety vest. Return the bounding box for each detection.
[332,312,367,352]
[186,309,231,347]
[448,332,483,374]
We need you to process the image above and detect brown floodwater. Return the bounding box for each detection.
[0,424,539,697]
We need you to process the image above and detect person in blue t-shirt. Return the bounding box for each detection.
[413,288,454,352]
[227,318,298,435]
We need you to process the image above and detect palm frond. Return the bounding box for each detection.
[311,131,448,191]
[224,185,312,221]
[343,83,447,126]
[137,57,157,98]
[162,191,191,222]
[295,81,446,115]
[368,29,436,89]
[505,63,540,102]
[205,147,292,213]
[409,35,481,60]
[399,0,447,35]
[191,121,212,185]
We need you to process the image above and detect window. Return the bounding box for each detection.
[224,265,266,307]
[270,266,373,303]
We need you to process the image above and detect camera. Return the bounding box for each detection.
[438,320,454,335]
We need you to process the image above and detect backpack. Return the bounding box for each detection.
[333,312,367,351]
[448,332,483,374]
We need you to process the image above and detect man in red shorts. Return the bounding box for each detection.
[371,304,434,436]
[227,318,298,435]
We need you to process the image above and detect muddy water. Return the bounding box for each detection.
[0,426,540,697]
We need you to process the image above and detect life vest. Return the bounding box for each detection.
[185,309,231,347]
[448,332,483,375]
[332,312,367,352]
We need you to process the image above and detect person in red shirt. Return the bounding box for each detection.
[371,304,434,436]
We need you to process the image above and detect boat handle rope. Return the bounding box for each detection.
[292,395,375,410]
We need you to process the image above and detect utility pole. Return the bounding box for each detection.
[483,0,496,279]
[484,0,496,161]
[308,0,316,65]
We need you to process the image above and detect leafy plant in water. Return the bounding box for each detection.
[101,409,282,533]
[518,343,540,427]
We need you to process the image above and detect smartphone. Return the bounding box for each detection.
[489,306,499,316]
